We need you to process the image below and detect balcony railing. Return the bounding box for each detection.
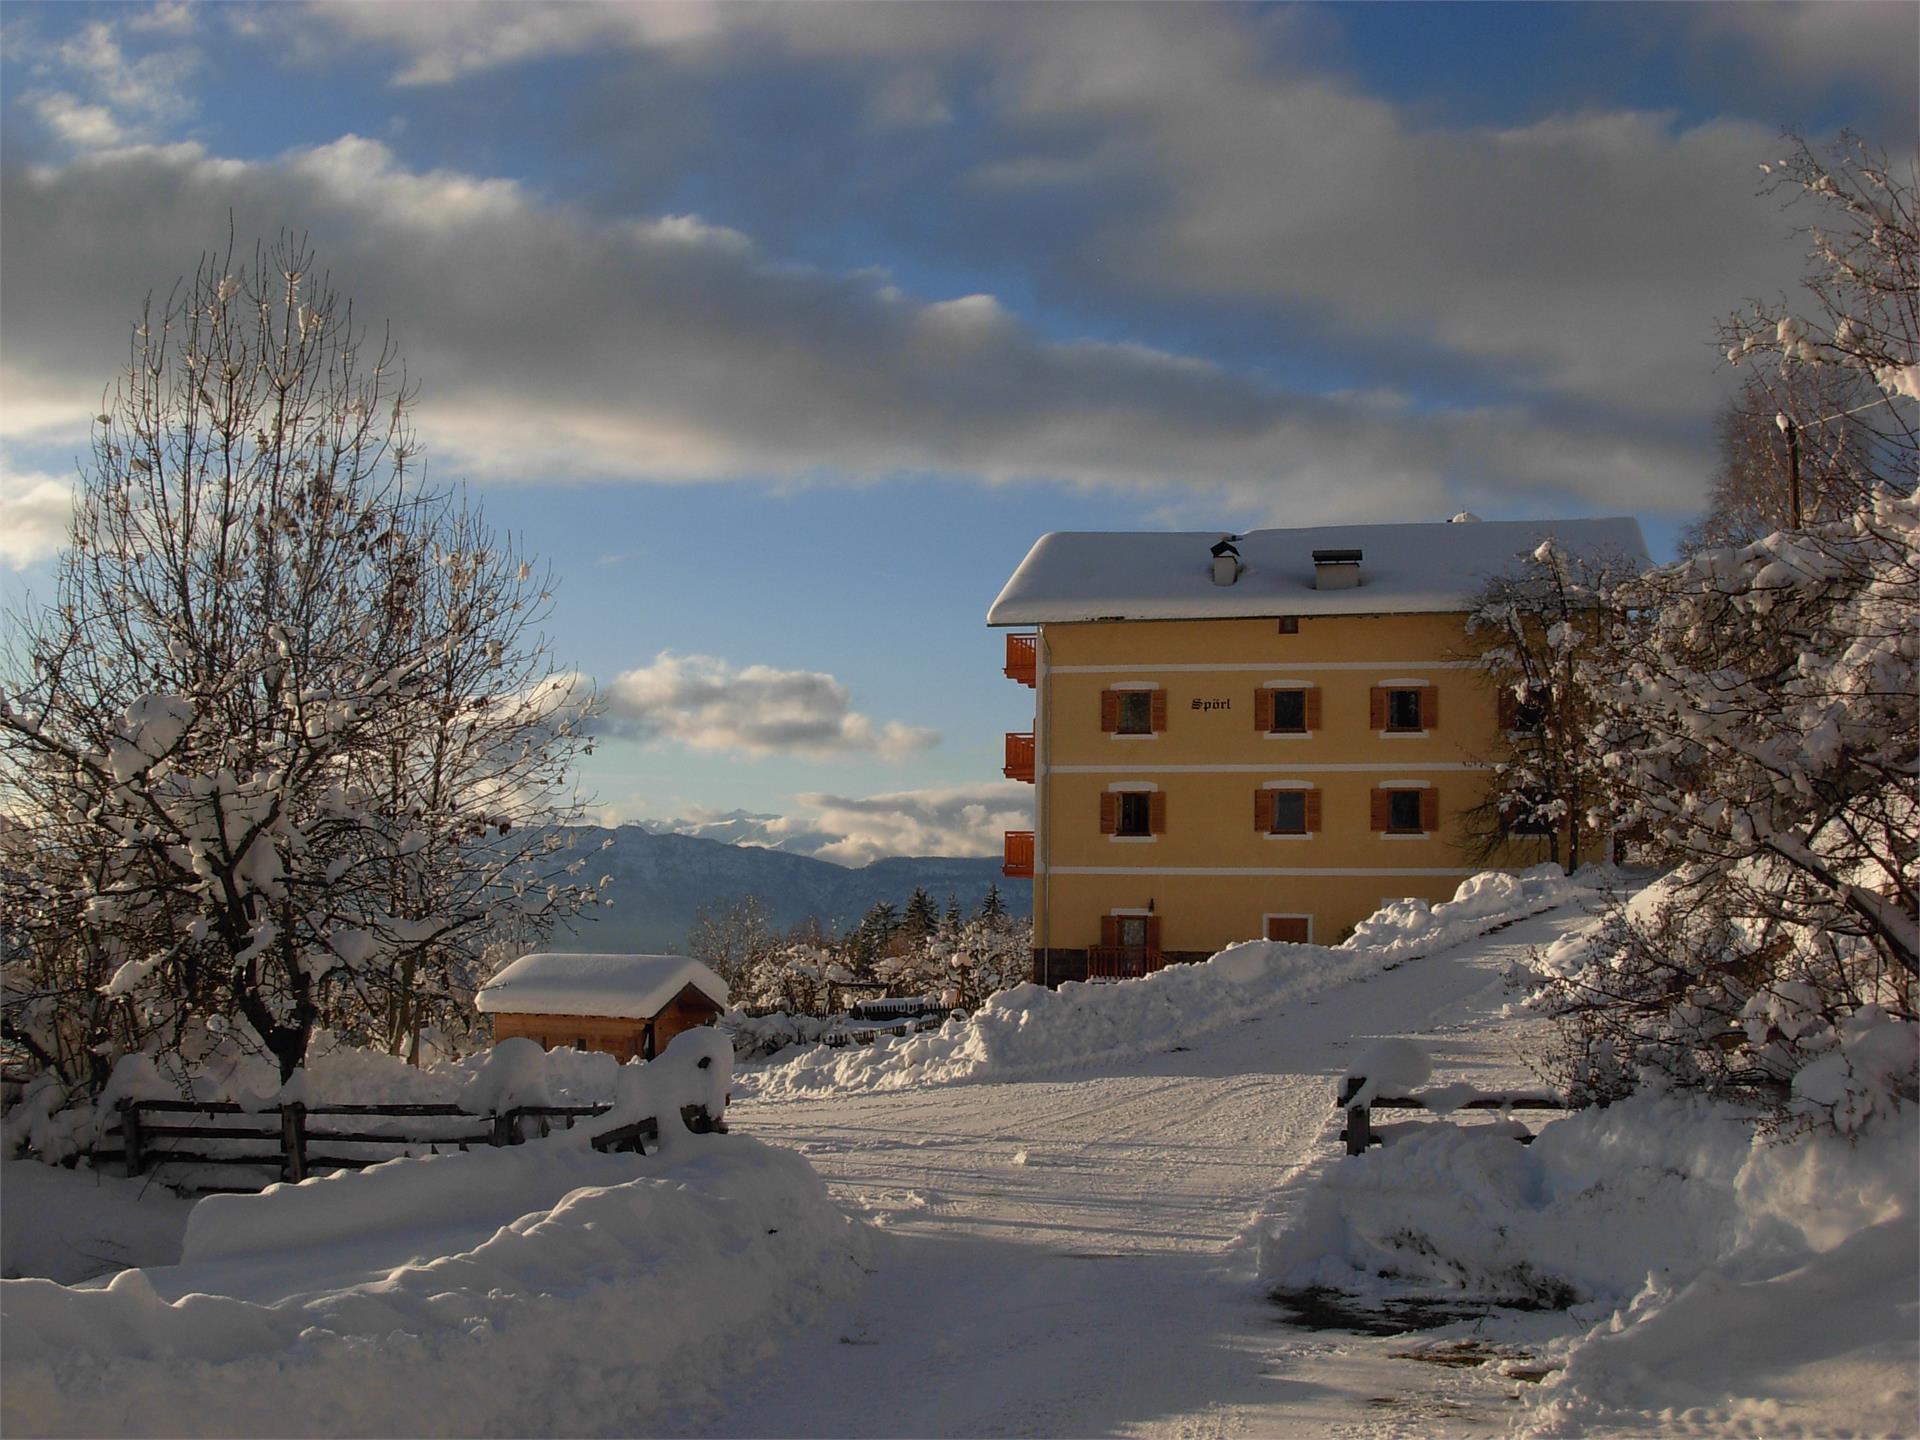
[1004,633,1038,687]
[1085,946,1166,981]
[1003,731,1035,783]
[1002,830,1034,878]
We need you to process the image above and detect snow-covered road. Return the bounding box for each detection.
[686,902,1600,1439]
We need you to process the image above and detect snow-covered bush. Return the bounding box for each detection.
[1534,494,1919,1128]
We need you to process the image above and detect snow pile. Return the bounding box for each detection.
[1,1038,866,1438]
[1256,1092,1918,1436]
[745,866,1596,1099]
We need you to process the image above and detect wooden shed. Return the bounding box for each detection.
[476,952,728,1063]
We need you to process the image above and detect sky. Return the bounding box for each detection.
[2,1,1914,864]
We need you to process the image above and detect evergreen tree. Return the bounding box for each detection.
[942,893,963,936]
[901,887,940,944]
[978,884,1006,923]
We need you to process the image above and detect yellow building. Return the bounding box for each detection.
[987,516,1647,985]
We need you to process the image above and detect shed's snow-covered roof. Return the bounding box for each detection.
[476,953,728,1019]
[986,516,1649,624]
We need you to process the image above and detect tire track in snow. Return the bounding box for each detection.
[696,903,1600,1438]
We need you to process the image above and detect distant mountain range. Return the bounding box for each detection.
[548,825,1028,953]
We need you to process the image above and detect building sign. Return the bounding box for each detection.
[1190,698,1232,711]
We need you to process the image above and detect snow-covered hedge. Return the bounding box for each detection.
[1255,1090,1917,1435]
[744,866,1597,1099]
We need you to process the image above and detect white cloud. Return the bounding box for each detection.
[31,92,127,150]
[777,783,1032,866]
[597,652,939,762]
[0,467,73,570]
[632,784,1034,867]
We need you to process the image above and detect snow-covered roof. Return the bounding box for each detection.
[986,516,1649,624]
[476,953,729,1020]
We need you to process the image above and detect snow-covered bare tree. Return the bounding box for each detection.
[0,236,601,1087]
[1720,132,1918,526]
[1462,539,1635,872]
[1683,367,1887,553]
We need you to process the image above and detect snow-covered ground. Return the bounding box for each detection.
[6,879,1912,1437]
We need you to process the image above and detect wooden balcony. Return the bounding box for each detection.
[1002,830,1034,878]
[1004,632,1038,687]
[1003,731,1035,783]
[1086,946,1166,981]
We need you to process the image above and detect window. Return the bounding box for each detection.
[1387,688,1423,731]
[1276,616,1299,634]
[1265,916,1310,944]
[1102,688,1165,735]
[1501,685,1549,734]
[1256,686,1320,734]
[1372,684,1436,731]
[1118,916,1148,948]
[1102,790,1165,837]
[1372,787,1437,834]
[1255,787,1320,834]
[1508,792,1556,835]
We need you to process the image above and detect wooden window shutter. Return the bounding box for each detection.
[1254,689,1274,731]
[1254,788,1274,831]
[1304,789,1322,832]
[1148,791,1167,834]
[1099,915,1121,947]
[1144,916,1162,951]
[1305,687,1323,730]
[1099,793,1119,834]
[1420,789,1439,832]
[1100,690,1120,733]
[1421,687,1440,729]
[1496,687,1516,731]
[1370,789,1391,831]
[1149,691,1168,732]
[1369,687,1388,730]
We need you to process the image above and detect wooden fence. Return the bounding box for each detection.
[1336,1076,1569,1156]
[100,1091,725,1190]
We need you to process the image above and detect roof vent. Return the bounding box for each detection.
[1311,547,1362,590]
[1210,536,1243,587]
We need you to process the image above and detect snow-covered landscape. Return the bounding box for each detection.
[4,7,1917,1438]
[6,875,1914,1437]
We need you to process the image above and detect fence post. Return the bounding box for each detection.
[1337,1076,1372,1157]
[491,1111,518,1148]
[281,1102,307,1183]
[120,1100,144,1178]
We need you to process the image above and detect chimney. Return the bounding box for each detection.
[1311,548,1362,590]
[1209,537,1243,587]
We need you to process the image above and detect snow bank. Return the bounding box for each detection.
[746,866,1594,1099]
[3,1133,869,1436]
[1255,1093,1918,1436]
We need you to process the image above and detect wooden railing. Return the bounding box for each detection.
[1085,946,1165,980]
[1003,731,1035,782]
[104,1089,726,1190]
[1003,829,1035,878]
[1004,633,1038,686]
[1335,1077,1568,1156]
